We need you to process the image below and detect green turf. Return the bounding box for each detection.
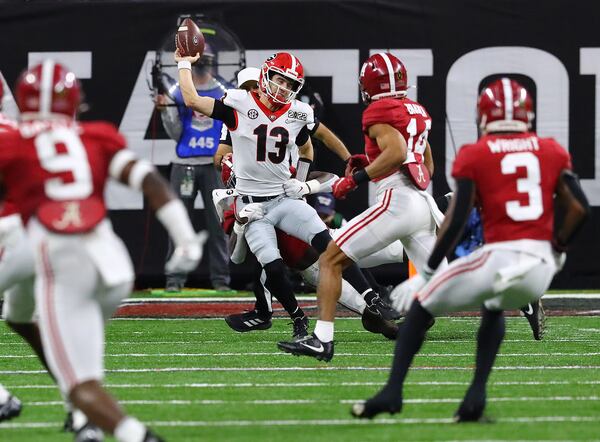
[1,316,599,441]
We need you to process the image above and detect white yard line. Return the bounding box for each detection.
[19,396,600,407]
[7,380,600,390]
[1,351,598,359]
[2,416,599,429]
[2,365,600,375]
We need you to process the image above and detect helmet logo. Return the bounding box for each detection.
[247,109,258,119]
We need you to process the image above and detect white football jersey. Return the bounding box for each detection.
[223,89,315,196]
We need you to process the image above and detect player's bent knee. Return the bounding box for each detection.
[310,229,332,253]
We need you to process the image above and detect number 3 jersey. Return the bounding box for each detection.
[0,120,126,231]
[222,89,316,196]
[452,132,571,244]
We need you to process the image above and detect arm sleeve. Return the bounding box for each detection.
[212,100,237,129]
[220,125,232,146]
[308,118,320,135]
[296,125,310,146]
[427,179,475,269]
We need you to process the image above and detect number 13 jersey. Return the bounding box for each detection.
[223,89,316,196]
[452,132,571,244]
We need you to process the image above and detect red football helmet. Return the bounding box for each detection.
[359,52,408,104]
[15,60,81,119]
[477,78,534,133]
[259,52,305,105]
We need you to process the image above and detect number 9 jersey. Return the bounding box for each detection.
[0,120,126,232]
[452,132,572,244]
[222,89,317,196]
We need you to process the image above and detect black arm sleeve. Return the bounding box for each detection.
[427,179,475,269]
[220,129,232,146]
[309,119,320,136]
[296,125,310,146]
[211,100,237,129]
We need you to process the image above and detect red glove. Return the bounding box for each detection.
[333,176,358,199]
[344,154,370,177]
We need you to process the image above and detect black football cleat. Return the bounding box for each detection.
[143,429,166,442]
[367,295,401,321]
[74,423,105,442]
[521,299,545,341]
[291,315,309,340]
[351,388,402,419]
[454,386,487,423]
[277,333,334,362]
[225,310,272,333]
[0,395,22,422]
[361,307,399,340]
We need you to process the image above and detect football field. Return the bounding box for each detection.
[1,316,599,441]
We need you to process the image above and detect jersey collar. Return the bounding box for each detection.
[251,92,291,122]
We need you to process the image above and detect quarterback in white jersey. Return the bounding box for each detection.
[177,50,399,353]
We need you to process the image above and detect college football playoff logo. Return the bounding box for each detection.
[248,109,258,119]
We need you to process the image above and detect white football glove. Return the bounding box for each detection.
[165,230,208,274]
[238,203,264,223]
[388,265,435,314]
[283,178,311,199]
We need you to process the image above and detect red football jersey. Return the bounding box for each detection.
[0,113,19,217]
[362,97,432,182]
[452,132,571,243]
[0,119,126,231]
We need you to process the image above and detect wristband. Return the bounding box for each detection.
[296,158,312,182]
[178,60,192,70]
[305,179,321,194]
[352,168,371,184]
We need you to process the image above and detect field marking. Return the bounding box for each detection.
[0,338,597,345]
[7,380,600,390]
[20,396,600,407]
[2,365,600,375]
[2,416,600,429]
[1,351,599,359]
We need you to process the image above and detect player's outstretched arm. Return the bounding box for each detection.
[214,144,233,171]
[313,123,351,162]
[110,152,207,273]
[175,49,216,117]
[426,178,476,272]
[554,170,590,250]
[363,123,407,180]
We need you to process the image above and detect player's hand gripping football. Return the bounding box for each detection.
[344,154,370,177]
[283,178,311,199]
[165,230,209,274]
[332,176,358,199]
[174,48,201,65]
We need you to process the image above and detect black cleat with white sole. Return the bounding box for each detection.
[291,316,309,340]
[225,310,272,333]
[277,333,334,362]
[367,295,401,321]
[0,395,22,422]
[351,388,402,419]
[143,429,166,442]
[521,299,545,341]
[74,423,105,442]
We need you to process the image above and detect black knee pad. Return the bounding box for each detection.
[310,229,332,253]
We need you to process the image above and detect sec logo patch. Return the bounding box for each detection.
[248,109,258,119]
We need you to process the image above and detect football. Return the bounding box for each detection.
[175,18,205,58]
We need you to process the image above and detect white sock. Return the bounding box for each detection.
[114,416,146,442]
[0,384,10,403]
[314,320,334,342]
[72,409,89,432]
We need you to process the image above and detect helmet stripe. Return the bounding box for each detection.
[378,53,396,93]
[40,59,55,117]
[501,77,513,121]
[289,54,297,74]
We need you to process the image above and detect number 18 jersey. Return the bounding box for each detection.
[223,89,315,196]
[452,132,571,244]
